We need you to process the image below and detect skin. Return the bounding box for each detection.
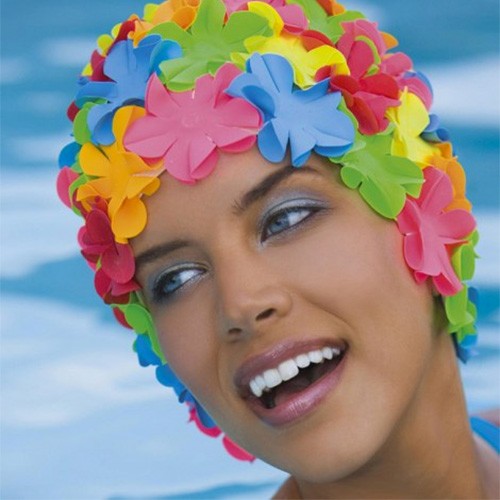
[132,147,499,499]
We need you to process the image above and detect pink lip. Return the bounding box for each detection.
[246,350,348,427]
[234,338,347,396]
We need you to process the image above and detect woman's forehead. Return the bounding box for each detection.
[134,148,337,245]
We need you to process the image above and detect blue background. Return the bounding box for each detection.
[1,1,499,498]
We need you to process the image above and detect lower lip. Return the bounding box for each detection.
[245,351,348,427]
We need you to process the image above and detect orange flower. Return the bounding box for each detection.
[429,146,472,212]
[152,0,199,28]
[76,106,163,243]
[129,1,200,45]
[317,0,346,15]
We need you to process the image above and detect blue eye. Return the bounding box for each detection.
[262,204,321,242]
[152,267,205,303]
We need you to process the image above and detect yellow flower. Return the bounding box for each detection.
[233,1,349,88]
[77,106,163,243]
[387,89,438,165]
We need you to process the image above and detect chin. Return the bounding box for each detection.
[228,398,394,485]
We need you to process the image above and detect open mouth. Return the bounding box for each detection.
[260,352,344,409]
[236,343,348,426]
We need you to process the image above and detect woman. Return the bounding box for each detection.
[57,0,499,497]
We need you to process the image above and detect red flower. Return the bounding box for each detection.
[323,19,400,135]
[397,167,477,296]
[78,204,139,302]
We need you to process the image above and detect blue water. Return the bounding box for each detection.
[1,1,499,498]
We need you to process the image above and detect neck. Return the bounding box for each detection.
[297,332,489,499]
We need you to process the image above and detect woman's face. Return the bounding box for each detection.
[132,147,440,482]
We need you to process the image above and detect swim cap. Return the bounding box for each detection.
[56,0,479,460]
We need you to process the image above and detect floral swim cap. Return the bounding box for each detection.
[57,0,479,460]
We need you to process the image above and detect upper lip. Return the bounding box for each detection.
[233,337,347,398]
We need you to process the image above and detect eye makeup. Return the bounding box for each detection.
[258,196,330,244]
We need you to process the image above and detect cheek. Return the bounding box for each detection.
[269,211,423,320]
[152,297,222,406]
[268,212,436,408]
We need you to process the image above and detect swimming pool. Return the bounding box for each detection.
[1,0,498,498]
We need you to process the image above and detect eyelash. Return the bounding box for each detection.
[260,202,323,243]
[152,266,205,304]
[150,201,324,304]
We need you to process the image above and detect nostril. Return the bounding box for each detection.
[228,327,243,336]
[255,308,275,321]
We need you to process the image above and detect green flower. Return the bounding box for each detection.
[450,230,479,282]
[444,230,479,335]
[445,286,477,336]
[151,0,272,91]
[119,297,165,363]
[333,133,424,219]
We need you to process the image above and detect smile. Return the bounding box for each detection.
[234,340,348,427]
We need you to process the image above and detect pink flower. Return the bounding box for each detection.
[124,63,262,183]
[56,167,79,209]
[339,19,387,61]
[397,167,476,296]
[78,204,139,302]
[222,436,255,462]
[380,53,433,109]
[187,404,255,462]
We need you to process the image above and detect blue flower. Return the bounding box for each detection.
[421,114,450,143]
[134,334,162,367]
[156,363,188,400]
[75,35,182,145]
[453,333,478,363]
[138,334,217,428]
[227,53,355,166]
[58,141,80,168]
[155,363,217,428]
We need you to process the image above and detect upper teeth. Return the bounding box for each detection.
[248,346,341,398]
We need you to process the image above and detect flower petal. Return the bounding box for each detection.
[112,196,147,241]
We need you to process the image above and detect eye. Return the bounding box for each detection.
[261,202,323,242]
[151,266,205,303]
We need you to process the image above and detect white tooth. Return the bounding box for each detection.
[278,359,299,381]
[322,347,334,360]
[255,375,266,391]
[263,368,282,388]
[331,347,341,357]
[295,354,310,368]
[308,350,323,363]
[250,379,262,398]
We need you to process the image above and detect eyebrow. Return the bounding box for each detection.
[135,239,192,273]
[231,164,320,216]
[135,165,321,272]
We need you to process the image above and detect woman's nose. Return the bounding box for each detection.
[214,251,293,339]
